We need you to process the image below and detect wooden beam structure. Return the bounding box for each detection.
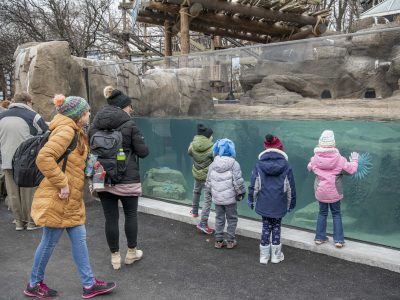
[165,0,320,26]
[137,11,271,44]
[145,1,301,37]
[137,0,330,55]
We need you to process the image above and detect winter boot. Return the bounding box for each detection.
[271,244,284,263]
[111,252,121,270]
[259,244,271,264]
[125,247,143,264]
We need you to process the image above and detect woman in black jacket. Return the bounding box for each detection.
[89,87,149,270]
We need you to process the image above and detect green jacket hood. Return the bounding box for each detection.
[192,135,213,153]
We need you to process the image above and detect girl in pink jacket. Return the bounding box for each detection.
[307,130,358,248]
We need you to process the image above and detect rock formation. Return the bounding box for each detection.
[13,41,213,120]
[240,24,400,104]
[142,167,187,200]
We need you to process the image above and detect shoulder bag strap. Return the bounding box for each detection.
[59,130,78,172]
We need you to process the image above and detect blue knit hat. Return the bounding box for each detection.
[213,138,236,157]
[53,94,90,120]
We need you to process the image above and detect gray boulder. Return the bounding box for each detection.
[142,167,187,200]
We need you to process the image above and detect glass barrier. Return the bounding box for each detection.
[87,26,400,248]
[135,117,400,249]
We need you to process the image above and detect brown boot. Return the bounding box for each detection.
[125,247,143,264]
[111,251,121,270]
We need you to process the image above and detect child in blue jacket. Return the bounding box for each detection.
[248,134,296,264]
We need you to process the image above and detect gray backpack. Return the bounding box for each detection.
[89,122,130,184]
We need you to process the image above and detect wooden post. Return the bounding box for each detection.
[172,3,203,34]
[120,0,130,60]
[180,6,190,55]
[180,6,189,67]
[164,20,172,67]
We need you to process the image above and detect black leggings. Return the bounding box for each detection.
[98,192,138,253]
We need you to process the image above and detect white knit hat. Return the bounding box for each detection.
[318,130,336,148]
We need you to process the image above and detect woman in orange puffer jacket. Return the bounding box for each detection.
[24,95,116,299]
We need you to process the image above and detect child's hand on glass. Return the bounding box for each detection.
[349,152,359,161]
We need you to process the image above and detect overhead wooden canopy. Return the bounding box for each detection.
[137,0,331,53]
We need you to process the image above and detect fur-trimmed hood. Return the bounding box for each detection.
[258,148,289,176]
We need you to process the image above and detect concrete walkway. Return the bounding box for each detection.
[138,197,400,273]
[1,199,400,300]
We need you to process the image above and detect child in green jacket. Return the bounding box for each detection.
[188,124,214,234]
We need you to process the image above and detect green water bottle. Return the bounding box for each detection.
[117,148,126,161]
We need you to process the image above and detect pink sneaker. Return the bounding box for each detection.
[190,209,199,217]
[196,223,214,235]
[24,281,58,298]
[82,278,116,299]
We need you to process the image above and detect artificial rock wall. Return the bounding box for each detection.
[13,41,213,121]
[240,24,400,105]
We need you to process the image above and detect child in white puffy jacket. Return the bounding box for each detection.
[204,139,246,249]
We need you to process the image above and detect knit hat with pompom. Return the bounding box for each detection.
[53,94,90,121]
[107,89,132,109]
[264,134,284,151]
[103,85,114,99]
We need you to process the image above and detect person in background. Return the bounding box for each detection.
[24,94,116,299]
[0,98,11,110]
[0,92,48,230]
[0,96,10,205]
[248,134,296,264]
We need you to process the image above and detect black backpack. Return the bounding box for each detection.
[89,122,131,184]
[12,131,78,187]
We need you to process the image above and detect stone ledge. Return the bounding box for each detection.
[138,197,400,273]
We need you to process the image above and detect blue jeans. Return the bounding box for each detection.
[30,225,95,287]
[315,201,344,243]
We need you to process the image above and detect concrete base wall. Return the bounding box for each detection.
[138,197,400,273]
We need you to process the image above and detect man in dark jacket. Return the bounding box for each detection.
[88,87,149,270]
[0,92,48,230]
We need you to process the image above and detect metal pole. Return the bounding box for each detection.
[230,57,233,92]
[83,67,90,106]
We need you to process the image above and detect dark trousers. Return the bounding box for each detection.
[98,192,138,253]
[261,217,282,246]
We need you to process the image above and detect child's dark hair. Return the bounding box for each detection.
[265,134,274,142]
